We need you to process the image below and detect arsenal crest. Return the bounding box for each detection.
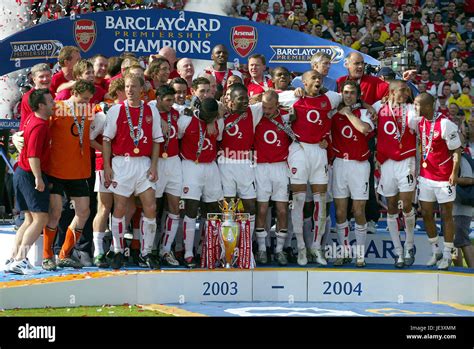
[183,187,189,194]
[112,181,118,188]
[291,167,297,175]
[433,130,440,139]
[231,25,258,57]
[74,19,97,52]
[321,101,327,108]
[146,115,152,124]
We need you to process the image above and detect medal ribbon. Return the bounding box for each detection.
[67,101,86,154]
[421,113,440,162]
[163,112,172,153]
[388,102,407,144]
[268,113,300,144]
[224,112,247,131]
[196,115,206,161]
[124,100,144,149]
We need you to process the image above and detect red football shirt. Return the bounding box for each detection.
[18,114,51,173]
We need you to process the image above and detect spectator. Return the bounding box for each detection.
[449,85,473,121]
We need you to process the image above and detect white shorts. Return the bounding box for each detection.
[304,166,333,203]
[110,156,155,197]
[288,142,328,185]
[417,176,456,204]
[332,158,370,200]
[181,160,223,203]
[218,159,256,199]
[377,157,416,197]
[155,155,182,198]
[256,162,289,202]
[94,170,112,193]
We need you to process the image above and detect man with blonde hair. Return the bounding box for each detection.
[50,46,81,94]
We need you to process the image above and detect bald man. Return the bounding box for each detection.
[278,70,342,266]
[177,58,195,94]
[159,46,180,79]
[336,52,388,105]
[254,90,292,265]
[415,92,461,270]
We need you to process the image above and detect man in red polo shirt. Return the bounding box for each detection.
[7,89,53,275]
[245,54,274,98]
[336,52,389,105]
[50,46,81,95]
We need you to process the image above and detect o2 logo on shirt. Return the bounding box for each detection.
[226,124,243,139]
[169,125,177,139]
[306,110,322,125]
[263,130,281,146]
[341,125,358,142]
[132,127,147,143]
[383,121,401,141]
[202,138,213,151]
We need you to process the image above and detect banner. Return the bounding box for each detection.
[0,9,379,79]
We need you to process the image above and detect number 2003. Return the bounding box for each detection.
[323,281,362,296]
[202,282,238,296]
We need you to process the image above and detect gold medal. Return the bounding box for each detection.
[399,143,403,149]
[195,159,199,164]
[133,147,140,154]
[162,152,168,159]
[422,162,427,168]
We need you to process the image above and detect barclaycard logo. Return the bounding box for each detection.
[269,45,345,64]
[10,40,63,61]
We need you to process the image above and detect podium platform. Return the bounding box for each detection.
[1,264,473,310]
[1,223,473,311]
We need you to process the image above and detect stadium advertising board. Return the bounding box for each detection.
[0,9,379,78]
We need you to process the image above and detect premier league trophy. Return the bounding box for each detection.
[203,199,253,269]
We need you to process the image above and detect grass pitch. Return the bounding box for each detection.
[0,304,172,317]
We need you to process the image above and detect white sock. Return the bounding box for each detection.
[93,232,105,257]
[336,221,350,257]
[275,229,288,253]
[285,211,293,248]
[355,223,367,259]
[443,242,454,260]
[195,217,206,255]
[403,208,416,250]
[111,216,125,253]
[428,236,441,254]
[388,213,403,257]
[322,215,331,247]
[183,216,196,258]
[154,210,167,251]
[311,193,326,250]
[284,229,293,248]
[303,217,313,248]
[175,217,184,251]
[161,213,180,254]
[291,192,306,249]
[141,216,157,256]
[255,229,267,252]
